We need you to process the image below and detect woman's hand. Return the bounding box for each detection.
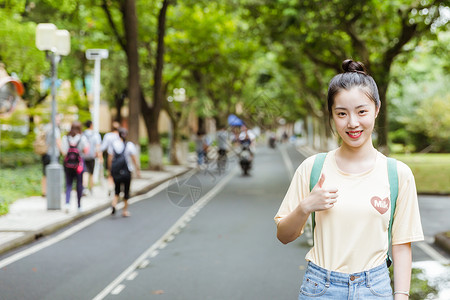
[302,174,338,214]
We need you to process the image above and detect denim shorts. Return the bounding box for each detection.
[299,261,393,299]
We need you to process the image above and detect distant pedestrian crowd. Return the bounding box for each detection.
[35,119,140,217]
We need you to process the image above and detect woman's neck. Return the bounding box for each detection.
[335,142,378,174]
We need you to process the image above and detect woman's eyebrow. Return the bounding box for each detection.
[334,104,369,110]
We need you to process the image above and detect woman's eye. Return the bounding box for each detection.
[337,112,346,117]
[359,110,368,115]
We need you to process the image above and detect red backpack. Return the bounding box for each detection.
[64,140,82,170]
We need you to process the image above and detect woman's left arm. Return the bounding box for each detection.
[392,243,412,299]
[130,154,141,178]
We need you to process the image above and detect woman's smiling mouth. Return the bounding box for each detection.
[347,130,363,139]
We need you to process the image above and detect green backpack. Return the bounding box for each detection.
[309,153,398,267]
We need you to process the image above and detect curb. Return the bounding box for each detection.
[0,167,192,256]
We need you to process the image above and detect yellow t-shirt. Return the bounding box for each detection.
[274,149,424,273]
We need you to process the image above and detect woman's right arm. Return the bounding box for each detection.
[277,174,338,244]
[277,201,311,244]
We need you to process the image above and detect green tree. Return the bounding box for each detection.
[246,0,448,153]
[389,31,450,152]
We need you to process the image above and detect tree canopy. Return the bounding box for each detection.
[0,0,448,158]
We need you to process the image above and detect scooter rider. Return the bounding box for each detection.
[239,125,256,157]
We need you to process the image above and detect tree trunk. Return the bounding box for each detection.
[169,119,181,165]
[122,0,140,146]
[143,0,170,170]
[114,90,126,123]
[375,79,389,154]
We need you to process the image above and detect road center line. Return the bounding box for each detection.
[92,167,238,300]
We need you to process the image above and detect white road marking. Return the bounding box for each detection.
[92,167,238,300]
[110,284,125,295]
[0,176,180,269]
[279,145,294,178]
[415,241,450,265]
[126,271,138,281]
[138,259,150,269]
[0,209,110,270]
[149,250,159,258]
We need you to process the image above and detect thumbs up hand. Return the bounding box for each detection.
[303,174,338,214]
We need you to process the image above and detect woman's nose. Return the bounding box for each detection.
[347,114,359,128]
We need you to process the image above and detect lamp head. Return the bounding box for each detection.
[35,24,70,56]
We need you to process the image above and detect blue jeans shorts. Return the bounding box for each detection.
[299,261,393,299]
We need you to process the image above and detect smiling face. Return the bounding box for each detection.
[332,87,380,151]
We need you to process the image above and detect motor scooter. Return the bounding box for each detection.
[239,139,253,176]
[268,135,276,149]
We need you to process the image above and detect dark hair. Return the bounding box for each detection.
[84,120,92,128]
[327,59,380,127]
[68,121,82,137]
[112,121,120,131]
[118,127,128,142]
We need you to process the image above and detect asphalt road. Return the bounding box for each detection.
[0,144,448,300]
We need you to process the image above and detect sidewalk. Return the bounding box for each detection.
[0,165,192,256]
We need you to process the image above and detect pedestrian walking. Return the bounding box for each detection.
[62,121,89,213]
[275,59,424,299]
[195,131,209,167]
[101,121,120,196]
[108,128,140,217]
[82,120,102,194]
[216,125,229,172]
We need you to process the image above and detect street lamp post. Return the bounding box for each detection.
[167,88,186,163]
[86,49,108,184]
[36,23,70,210]
[85,49,108,135]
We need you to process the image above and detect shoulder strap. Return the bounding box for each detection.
[121,142,128,154]
[309,153,327,245]
[386,157,398,267]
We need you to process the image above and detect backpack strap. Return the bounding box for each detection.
[386,157,398,267]
[309,153,327,245]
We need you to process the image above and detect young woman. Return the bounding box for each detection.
[62,121,89,213]
[108,128,140,217]
[275,60,424,299]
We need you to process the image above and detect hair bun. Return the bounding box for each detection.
[342,59,367,75]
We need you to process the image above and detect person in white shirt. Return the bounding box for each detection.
[82,120,102,194]
[101,121,120,195]
[108,128,140,217]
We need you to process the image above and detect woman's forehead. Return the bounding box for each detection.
[333,88,374,108]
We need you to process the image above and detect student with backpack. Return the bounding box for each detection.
[275,60,423,299]
[108,128,140,217]
[83,120,102,194]
[62,121,89,213]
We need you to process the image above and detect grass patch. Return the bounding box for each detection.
[0,164,42,216]
[391,153,450,194]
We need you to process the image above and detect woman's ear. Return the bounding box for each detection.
[375,103,381,118]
